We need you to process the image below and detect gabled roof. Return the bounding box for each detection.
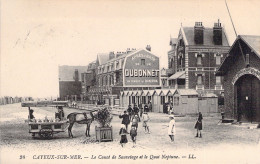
[135,91,141,96]
[166,89,176,96]
[217,35,260,75]
[240,35,260,58]
[181,27,230,47]
[159,90,169,96]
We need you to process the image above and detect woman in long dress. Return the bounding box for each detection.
[168,115,175,142]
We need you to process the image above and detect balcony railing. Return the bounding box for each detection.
[196,85,204,90]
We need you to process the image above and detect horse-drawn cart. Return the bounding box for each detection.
[22,101,69,139]
[29,120,69,139]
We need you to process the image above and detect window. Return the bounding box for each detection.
[197,55,202,65]
[246,54,249,65]
[141,59,145,65]
[107,76,110,85]
[160,96,165,105]
[110,75,114,85]
[216,76,221,85]
[116,72,120,83]
[170,58,174,68]
[216,56,221,65]
[174,97,179,106]
[116,62,119,69]
[197,75,202,85]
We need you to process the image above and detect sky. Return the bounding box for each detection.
[1,0,260,98]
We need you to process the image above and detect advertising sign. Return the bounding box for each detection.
[124,50,160,86]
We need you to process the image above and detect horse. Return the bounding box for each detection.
[67,111,95,138]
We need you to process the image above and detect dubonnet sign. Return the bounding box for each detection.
[124,50,160,86]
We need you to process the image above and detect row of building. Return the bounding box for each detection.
[59,20,260,122]
[0,96,31,105]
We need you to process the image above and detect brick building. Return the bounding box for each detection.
[81,61,96,101]
[168,21,230,98]
[59,65,88,101]
[216,35,260,122]
[88,46,160,106]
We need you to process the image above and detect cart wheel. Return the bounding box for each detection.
[39,129,53,139]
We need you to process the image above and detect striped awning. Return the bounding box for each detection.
[169,71,185,79]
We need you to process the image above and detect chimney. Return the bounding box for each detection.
[194,22,204,44]
[213,19,222,45]
[146,45,151,51]
[116,51,123,58]
[109,51,115,60]
[126,48,132,54]
[74,69,79,82]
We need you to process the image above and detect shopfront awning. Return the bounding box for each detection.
[169,71,185,80]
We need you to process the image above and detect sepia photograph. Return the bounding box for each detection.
[1,0,260,163]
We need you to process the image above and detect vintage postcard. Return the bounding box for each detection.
[1,0,260,163]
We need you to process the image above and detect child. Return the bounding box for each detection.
[119,124,128,147]
[130,126,137,148]
[142,112,150,133]
[195,112,203,138]
[132,115,139,130]
[168,115,175,142]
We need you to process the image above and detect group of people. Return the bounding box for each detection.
[163,101,174,114]
[119,104,151,147]
[119,104,203,146]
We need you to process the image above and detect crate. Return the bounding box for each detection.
[95,126,113,142]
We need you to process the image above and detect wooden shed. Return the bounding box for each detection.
[198,93,218,114]
[172,89,199,114]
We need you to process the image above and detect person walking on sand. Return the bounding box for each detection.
[168,115,175,142]
[133,104,140,122]
[195,112,203,138]
[132,114,139,130]
[127,104,133,120]
[119,111,130,132]
[119,124,128,147]
[142,112,150,134]
[130,126,137,148]
[144,104,149,113]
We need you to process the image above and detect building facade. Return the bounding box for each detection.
[168,21,230,97]
[81,61,96,101]
[59,65,88,101]
[88,46,160,106]
[217,35,260,122]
